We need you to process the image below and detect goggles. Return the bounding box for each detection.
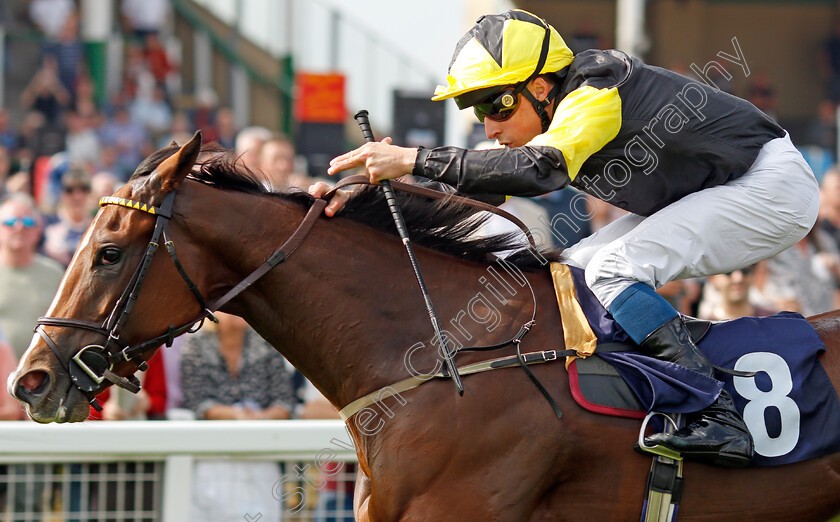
[473,88,521,123]
[2,216,37,228]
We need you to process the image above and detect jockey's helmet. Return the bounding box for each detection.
[432,10,573,110]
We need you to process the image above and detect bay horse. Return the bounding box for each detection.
[9,133,840,520]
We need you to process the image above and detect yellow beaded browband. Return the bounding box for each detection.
[99,196,161,215]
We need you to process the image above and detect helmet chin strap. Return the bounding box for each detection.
[521,82,562,133]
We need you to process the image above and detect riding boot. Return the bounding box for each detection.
[640,316,754,468]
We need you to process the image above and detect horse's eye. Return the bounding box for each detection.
[98,248,122,266]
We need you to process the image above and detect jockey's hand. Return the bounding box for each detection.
[308,181,348,217]
[327,137,418,184]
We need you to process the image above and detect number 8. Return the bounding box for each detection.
[733,352,800,458]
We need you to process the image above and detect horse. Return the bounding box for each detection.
[9,132,840,521]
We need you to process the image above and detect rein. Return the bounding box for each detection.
[326,174,538,250]
[327,176,564,418]
[36,175,553,415]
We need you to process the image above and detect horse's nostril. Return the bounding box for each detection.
[19,371,49,396]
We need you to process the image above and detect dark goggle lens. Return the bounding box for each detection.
[473,91,519,123]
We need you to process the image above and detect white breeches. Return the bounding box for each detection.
[561,134,820,309]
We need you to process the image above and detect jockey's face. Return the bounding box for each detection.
[483,77,552,148]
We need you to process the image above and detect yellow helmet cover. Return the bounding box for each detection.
[433,10,573,102]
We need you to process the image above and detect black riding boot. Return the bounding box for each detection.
[640,316,754,468]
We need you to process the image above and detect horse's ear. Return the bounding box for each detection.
[154,131,202,193]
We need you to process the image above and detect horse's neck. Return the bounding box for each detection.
[187,189,553,409]
[244,219,454,407]
[231,207,543,408]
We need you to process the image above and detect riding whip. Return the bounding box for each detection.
[353,110,464,395]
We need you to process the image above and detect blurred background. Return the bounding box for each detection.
[1,0,840,520]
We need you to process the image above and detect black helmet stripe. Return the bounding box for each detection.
[449,10,549,73]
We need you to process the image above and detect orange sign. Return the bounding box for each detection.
[295,73,346,123]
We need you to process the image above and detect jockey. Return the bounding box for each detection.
[313,9,819,467]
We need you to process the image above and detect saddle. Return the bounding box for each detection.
[551,262,840,469]
[569,319,711,419]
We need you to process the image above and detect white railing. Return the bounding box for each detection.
[0,420,357,521]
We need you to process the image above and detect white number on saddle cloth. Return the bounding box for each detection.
[733,352,801,458]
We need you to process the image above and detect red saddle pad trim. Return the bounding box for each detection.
[567,359,646,420]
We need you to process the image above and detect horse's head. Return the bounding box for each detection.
[9,132,206,422]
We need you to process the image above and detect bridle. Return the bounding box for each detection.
[33,175,542,412]
[35,188,327,411]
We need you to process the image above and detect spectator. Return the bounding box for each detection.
[820,167,840,246]
[20,57,71,126]
[121,40,152,100]
[235,126,273,172]
[260,135,309,191]
[0,145,12,197]
[143,34,176,90]
[803,99,838,169]
[161,337,187,416]
[43,11,85,100]
[101,377,151,421]
[98,103,149,180]
[697,264,776,321]
[192,88,219,144]
[121,0,170,41]
[16,111,47,167]
[65,110,102,168]
[90,171,121,203]
[0,193,65,359]
[142,350,169,420]
[763,226,840,316]
[156,110,193,149]
[181,312,295,522]
[181,312,294,420]
[657,280,702,316]
[28,0,75,43]
[43,167,95,266]
[0,110,20,152]
[746,72,778,122]
[129,84,173,141]
[214,107,237,150]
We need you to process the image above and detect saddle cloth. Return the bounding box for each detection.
[552,263,840,467]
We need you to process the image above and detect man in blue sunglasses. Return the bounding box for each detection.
[0,193,64,361]
[314,10,819,468]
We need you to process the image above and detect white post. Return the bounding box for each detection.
[80,0,112,41]
[616,0,647,57]
[162,454,193,522]
[232,66,249,129]
[194,31,212,96]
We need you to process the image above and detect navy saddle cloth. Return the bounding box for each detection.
[565,266,840,467]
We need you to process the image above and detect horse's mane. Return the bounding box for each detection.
[131,143,561,270]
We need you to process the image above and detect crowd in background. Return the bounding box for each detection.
[0,1,351,520]
[3,1,840,519]
[3,0,840,432]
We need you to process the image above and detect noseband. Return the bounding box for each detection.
[36,188,327,410]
